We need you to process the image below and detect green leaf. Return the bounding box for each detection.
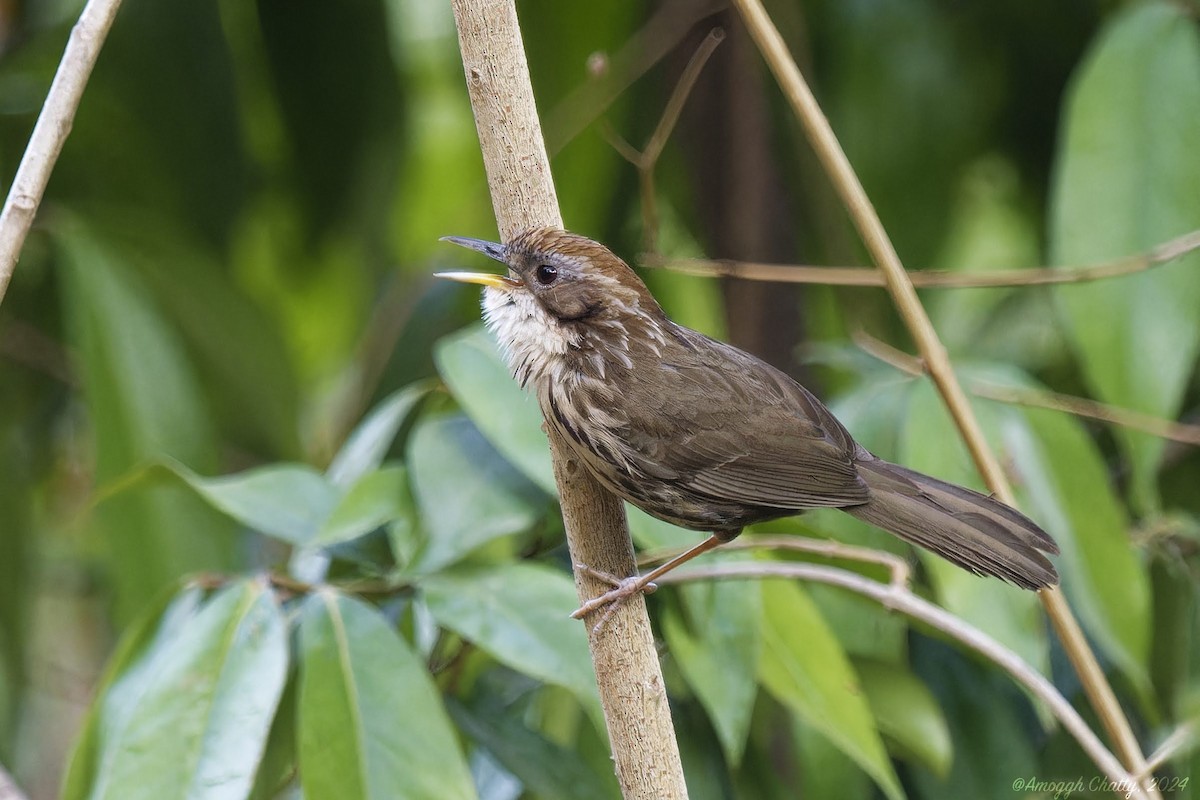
[1050,2,1200,511]
[447,698,619,800]
[758,581,903,800]
[662,555,761,766]
[62,584,204,800]
[854,659,952,777]
[421,563,601,724]
[313,465,412,547]
[327,383,432,489]
[58,221,236,620]
[435,325,556,494]
[72,580,288,800]
[910,640,1039,800]
[127,459,340,547]
[1005,405,1151,696]
[407,414,545,573]
[298,591,476,800]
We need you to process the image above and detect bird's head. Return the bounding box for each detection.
[438,227,660,322]
[438,227,667,386]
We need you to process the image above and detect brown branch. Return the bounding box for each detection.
[600,28,725,253]
[657,561,1149,800]
[729,0,1159,794]
[544,0,727,153]
[0,0,125,308]
[644,227,1200,288]
[449,3,687,797]
[853,329,1200,448]
[638,532,912,587]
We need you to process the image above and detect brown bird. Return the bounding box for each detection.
[438,228,1058,619]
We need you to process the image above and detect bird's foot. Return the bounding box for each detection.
[570,565,658,632]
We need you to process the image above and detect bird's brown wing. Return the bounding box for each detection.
[616,329,869,511]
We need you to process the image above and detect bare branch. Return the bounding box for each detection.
[1139,722,1198,778]
[729,0,1158,792]
[658,562,1149,800]
[450,2,687,797]
[853,329,1200,448]
[0,0,125,308]
[645,227,1200,289]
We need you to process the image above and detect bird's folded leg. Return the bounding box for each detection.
[569,533,728,632]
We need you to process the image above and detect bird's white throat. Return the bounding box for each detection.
[480,283,664,391]
[481,286,580,389]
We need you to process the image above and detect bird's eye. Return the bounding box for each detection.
[535,264,558,285]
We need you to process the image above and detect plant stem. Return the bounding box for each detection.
[659,562,1149,800]
[449,2,687,797]
[729,0,1158,794]
[0,0,125,308]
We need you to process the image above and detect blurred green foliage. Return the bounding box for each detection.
[1,0,1198,798]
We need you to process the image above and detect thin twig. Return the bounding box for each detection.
[853,329,1200,448]
[658,561,1149,800]
[642,28,726,167]
[0,0,125,307]
[975,384,1200,448]
[602,28,724,252]
[544,0,727,153]
[644,227,1200,288]
[638,533,912,587]
[1139,723,1197,778]
[730,1,1158,792]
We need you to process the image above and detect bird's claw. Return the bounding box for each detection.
[570,565,659,632]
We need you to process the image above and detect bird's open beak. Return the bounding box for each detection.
[436,235,520,288]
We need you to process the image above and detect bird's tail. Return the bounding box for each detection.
[844,458,1059,589]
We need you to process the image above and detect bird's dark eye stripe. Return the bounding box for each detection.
[535,264,558,285]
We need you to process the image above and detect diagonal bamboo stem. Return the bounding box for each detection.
[0,0,125,308]
[729,0,1158,795]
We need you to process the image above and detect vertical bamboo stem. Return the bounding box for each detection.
[449,2,688,797]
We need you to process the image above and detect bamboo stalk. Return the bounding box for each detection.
[729,0,1159,795]
[448,3,688,797]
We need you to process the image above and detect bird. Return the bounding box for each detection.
[437,227,1059,620]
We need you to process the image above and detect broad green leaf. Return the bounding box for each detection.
[758,581,903,800]
[326,383,431,489]
[421,563,601,723]
[76,581,288,800]
[899,378,1049,675]
[63,584,204,800]
[407,414,545,573]
[662,555,761,766]
[298,591,476,800]
[1050,3,1200,511]
[792,718,872,800]
[854,659,952,777]
[1005,406,1150,695]
[58,223,236,620]
[435,325,556,493]
[910,640,1039,799]
[131,459,339,547]
[313,465,412,547]
[447,698,619,800]
[94,215,304,459]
